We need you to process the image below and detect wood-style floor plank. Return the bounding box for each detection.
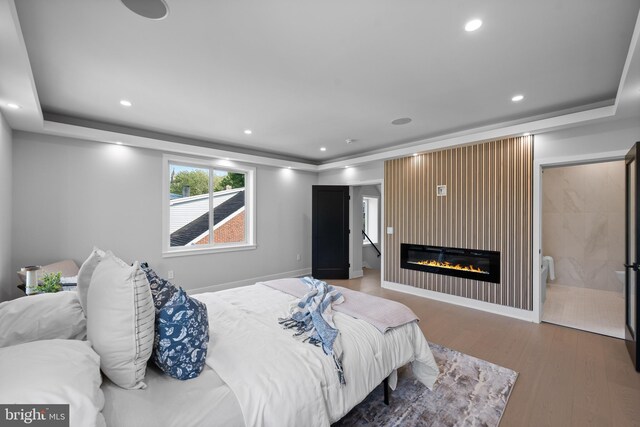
[328,269,640,427]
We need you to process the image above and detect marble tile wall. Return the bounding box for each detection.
[542,161,625,293]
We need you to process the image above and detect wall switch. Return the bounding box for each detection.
[167,270,174,279]
[296,254,301,261]
[387,227,394,234]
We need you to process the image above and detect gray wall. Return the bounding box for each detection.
[0,112,14,301]
[10,131,316,297]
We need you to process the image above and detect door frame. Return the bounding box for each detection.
[348,180,384,279]
[624,144,640,370]
[532,149,627,323]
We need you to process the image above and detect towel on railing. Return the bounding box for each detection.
[278,276,346,385]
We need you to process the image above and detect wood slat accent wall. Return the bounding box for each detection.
[384,136,533,310]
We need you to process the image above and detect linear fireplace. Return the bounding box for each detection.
[401,244,500,283]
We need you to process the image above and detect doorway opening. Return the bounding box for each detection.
[350,184,382,281]
[541,160,625,338]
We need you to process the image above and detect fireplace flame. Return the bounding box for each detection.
[410,259,489,274]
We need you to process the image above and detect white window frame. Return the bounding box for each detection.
[162,154,256,257]
[362,196,379,245]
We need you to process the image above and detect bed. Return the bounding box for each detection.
[0,272,439,427]
[102,281,438,426]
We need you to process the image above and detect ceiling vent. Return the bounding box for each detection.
[121,0,169,20]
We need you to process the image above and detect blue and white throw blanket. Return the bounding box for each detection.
[279,277,346,385]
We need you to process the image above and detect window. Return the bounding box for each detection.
[362,196,379,245]
[163,155,255,256]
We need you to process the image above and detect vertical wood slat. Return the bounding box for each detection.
[383,136,533,311]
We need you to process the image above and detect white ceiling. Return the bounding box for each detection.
[5,0,640,164]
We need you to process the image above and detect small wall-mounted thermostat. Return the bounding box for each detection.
[437,185,447,196]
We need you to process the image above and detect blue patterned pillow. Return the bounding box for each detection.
[153,288,209,380]
[140,263,178,311]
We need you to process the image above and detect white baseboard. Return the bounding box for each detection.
[191,268,312,294]
[382,280,537,323]
[350,269,364,279]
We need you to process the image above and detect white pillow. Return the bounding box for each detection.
[87,252,154,389]
[0,339,106,427]
[77,247,106,315]
[0,292,86,348]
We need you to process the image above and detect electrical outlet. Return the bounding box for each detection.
[167,270,174,279]
[296,254,301,261]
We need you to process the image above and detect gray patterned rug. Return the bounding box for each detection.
[333,343,518,427]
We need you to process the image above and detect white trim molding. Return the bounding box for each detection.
[531,149,628,322]
[382,280,537,323]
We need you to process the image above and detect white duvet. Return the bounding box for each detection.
[193,284,439,427]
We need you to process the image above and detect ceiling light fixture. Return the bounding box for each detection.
[345,166,350,169]
[320,147,327,152]
[345,139,355,144]
[465,19,483,32]
[413,153,418,157]
[391,117,412,125]
[7,103,21,109]
[511,94,524,102]
[523,132,531,136]
[244,129,253,135]
[120,100,132,107]
[115,141,123,145]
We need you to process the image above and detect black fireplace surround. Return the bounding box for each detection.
[401,244,500,284]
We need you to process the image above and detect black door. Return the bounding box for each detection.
[312,185,350,279]
[625,142,640,371]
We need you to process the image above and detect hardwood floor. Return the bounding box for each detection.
[328,269,640,427]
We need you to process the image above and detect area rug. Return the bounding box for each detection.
[333,343,518,427]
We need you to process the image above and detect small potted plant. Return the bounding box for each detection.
[36,271,63,293]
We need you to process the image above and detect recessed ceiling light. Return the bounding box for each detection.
[523,132,531,136]
[413,153,418,157]
[391,117,412,125]
[511,94,524,102]
[287,166,292,169]
[115,141,123,145]
[345,139,356,144]
[465,19,483,32]
[244,129,252,135]
[120,100,132,107]
[320,147,327,152]
[7,103,21,109]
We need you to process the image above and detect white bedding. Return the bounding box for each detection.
[193,283,439,427]
[101,365,244,427]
